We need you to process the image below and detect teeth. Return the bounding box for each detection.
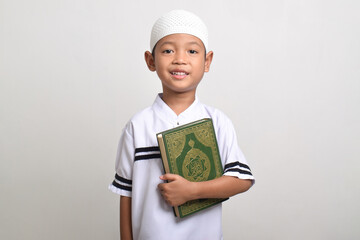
[172,72,187,76]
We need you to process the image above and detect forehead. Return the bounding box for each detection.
[156,33,205,49]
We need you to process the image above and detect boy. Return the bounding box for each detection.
[109,10,255,240]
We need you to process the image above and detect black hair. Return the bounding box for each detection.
[151,44,157,58]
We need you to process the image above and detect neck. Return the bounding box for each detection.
[161,91,196,116]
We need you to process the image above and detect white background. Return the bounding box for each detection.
[1,0,359,239]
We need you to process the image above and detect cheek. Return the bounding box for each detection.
[195,62,206,73]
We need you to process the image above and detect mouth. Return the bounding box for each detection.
[170,70,189,80]
[171,71,189,76]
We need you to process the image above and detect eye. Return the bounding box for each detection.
[163,49,173,54]
[189,50,198,54]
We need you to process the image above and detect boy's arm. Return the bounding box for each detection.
[120,196,133,240]
[158,174,252,207]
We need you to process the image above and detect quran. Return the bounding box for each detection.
[157,118,228,218]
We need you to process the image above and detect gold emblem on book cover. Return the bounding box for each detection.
[182,140,211,182]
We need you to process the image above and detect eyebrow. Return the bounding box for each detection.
[159,41,202,47]
[187,41,202,47]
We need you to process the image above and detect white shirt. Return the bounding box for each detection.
[109,94,254,240]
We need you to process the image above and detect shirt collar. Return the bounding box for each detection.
[152,93,205,126]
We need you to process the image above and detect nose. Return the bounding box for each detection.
[172,51,187,65]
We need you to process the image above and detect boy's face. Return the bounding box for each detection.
[145,33,213,96]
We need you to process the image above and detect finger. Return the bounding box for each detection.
[160,173,178,181]
[157,183,165,190]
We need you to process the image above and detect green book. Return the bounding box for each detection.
[156,118,228,218]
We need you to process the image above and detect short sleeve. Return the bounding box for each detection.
[216,114,255,183]
[108,122,134,197]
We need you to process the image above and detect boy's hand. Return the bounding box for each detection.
[158,174,196,207]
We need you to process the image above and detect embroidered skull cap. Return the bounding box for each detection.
[150,10,208,52]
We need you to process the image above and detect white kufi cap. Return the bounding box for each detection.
[150,10,208,52]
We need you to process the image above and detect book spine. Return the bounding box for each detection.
[157,134,170,173]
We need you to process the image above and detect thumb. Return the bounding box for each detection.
[160,173,179,181]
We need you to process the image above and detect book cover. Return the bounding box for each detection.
[157,118,228,218]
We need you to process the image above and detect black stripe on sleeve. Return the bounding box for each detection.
[224,168,253,176]
[135,146,160,153]
[224,162,251,171]
[134,153,161,161]
[115,174,132,185]
[112,180,132,191]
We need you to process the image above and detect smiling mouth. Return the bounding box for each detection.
[171,71,189,76]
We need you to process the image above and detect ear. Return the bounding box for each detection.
[144,51,156,72]
[204,51,214,72]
